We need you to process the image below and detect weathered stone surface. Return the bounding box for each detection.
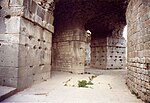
[0,17,20,34]
[91,37,126,69]
[9,0,24,6]
[0,34,19,44]
[52,28,86,73]
[0,44,19,67]
[0,0,54,90]
[17,17,53,89]
[126,0,150,102]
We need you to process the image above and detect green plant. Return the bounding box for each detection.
[78,79,94,88]
[78,80,88,88]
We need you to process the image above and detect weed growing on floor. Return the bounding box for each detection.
[63,75,96,88]
[78,80,88,88]
[78,80,94,88]
[78,75,96,88]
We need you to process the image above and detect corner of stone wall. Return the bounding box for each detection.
[90,36,126,70]
[17,0,54,90]
[0,0,54,90]
[0,0,22,88]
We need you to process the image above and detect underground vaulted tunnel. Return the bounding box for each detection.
[52,0,128,73]
[0,0,150,102]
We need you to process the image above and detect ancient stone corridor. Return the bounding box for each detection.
[0,0,150,102]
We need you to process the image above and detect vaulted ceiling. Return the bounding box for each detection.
[54,0,128,37]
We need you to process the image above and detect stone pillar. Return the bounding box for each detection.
[126,0,150,102]
[91,36,126,69]
[0,0,54,90]
[52,28,86,73]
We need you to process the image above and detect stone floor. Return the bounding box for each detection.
[1,69,144,103]
[0,86,16,101]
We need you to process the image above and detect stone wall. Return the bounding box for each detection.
[106,37,126,69]
[52,29,86,73]
[0,0,21,87]
[91,38,107,69]
[91,37,126,69]
[0,0,54,90]
[85,42,91,67]
[126,0,150,102]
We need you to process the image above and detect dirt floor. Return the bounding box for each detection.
[2,68,144,103]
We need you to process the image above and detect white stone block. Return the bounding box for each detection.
[5,16,20,34]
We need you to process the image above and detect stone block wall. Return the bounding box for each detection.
[91,38,107,69]
[0,0,54,90]
[52,29,86,73]
[106,37,126,69]
[0,0,22,88]
[91,37,126,69]
[126,0,150,102]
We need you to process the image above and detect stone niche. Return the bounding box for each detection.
[126,0,150,102]
[0,0,54,90]
[91,37,126,69]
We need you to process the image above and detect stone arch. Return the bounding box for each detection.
[52,0,127,72]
